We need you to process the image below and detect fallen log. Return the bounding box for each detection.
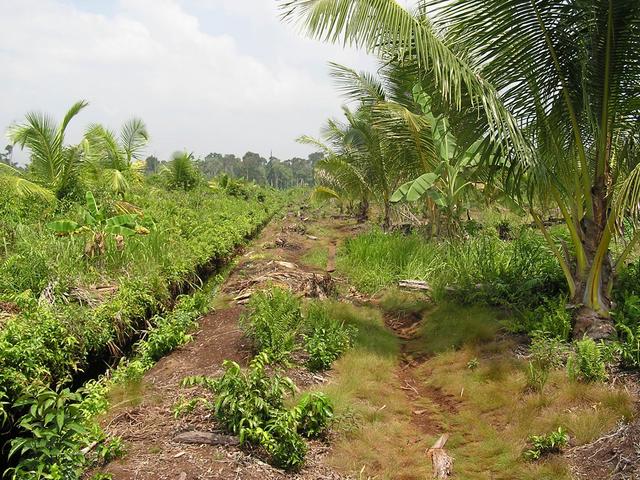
[427,434,453,478]
[398,280,431,291]
[174,431,239,447]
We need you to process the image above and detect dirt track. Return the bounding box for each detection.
[94,208,357,480]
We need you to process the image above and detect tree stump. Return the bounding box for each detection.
[427,434,453,478]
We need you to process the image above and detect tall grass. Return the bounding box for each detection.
[338,229,565,309]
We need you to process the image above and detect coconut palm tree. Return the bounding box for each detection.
[1,100,89,200]
[281,0,640,338]
[83,118,149,197]
[304,62,436,228]
[162,151,200,191]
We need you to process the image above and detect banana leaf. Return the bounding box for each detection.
[47,220,80,235]
[391,172,439,203]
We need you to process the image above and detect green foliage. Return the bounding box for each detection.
[612,294,640,367]
[466,358,479,370]
[47,192,150,257]
[525,361,550,394]
[181,352,333,471]
[183,352,296,435]
[243,410,307,470]
[162,151,200,191]
[524,297,572,340]
[302,303,356,371]
[529,333,568,370]
[94,436,126,464]
[0,182,283,471]
[338,229,565,310]
[523,427,569,461]
[242,287,303,362]
[295,392,334,438]
[567,339,607,383]
[7,388,89,480]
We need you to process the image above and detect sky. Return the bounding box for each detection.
[0,0,394,162]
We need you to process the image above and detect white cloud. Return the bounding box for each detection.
[0,0,375,161]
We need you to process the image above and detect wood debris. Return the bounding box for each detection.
[174,430,239,447]
[427,434,453,478]
[225,260,336,302]
[398,280,432,291]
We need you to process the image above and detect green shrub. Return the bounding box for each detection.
[181,352,332,471]
[525,361,550,393]
[529,332,568,370]
[524,333,568,393]
[523,427,569,460]
[612,294,640,368]
[525,296,572,340]
[295,392,334,438]
[183,352,295,435]
[567,338,607,382]
[244,410,307,470]
[303,303,356,371]
[7,388,90,479]
[242,287,303,362]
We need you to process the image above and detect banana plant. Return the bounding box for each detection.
[47,191,150,257]
[391,86,478,236]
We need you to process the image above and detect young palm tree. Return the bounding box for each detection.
[1,100,89,200]
[281,0,640,338]
[162,151,200,191]
[83,118,149,197]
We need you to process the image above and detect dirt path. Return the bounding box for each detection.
[95,208,357,480]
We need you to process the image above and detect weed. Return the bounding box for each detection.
[529,333,569,370]
[525,361,550,393]
[7,388,90,479]
[466,358,479,370]
[567,339,607,383]
[523,427,569,461]
[242,287,303,362]
[172,398,199,418]
[303,302,356,371]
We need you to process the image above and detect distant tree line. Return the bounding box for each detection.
[144,151,323,189]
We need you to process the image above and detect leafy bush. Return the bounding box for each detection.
[523,427,569,460]
[295,392,334,438]
[525,333,569,393]
[567,338,607,382]
[242,287,303,362]
[612,294,640,368]
[7,388,90,480]
[183,353,296,435]
[529,332,568,370]
[522,297,572,340]
[182,352,333,471]
[243,410,307,470]
[303,303,356,371]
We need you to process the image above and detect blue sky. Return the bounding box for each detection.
[0,0,387,161]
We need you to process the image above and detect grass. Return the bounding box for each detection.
[337,229,565,309]
[417,339,634,479]
[418,302,502,354]
[301,246,329,269]
[312,301,433,479]
[313,298,634,480]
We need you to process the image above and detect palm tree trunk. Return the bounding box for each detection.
[572,189,616,340]
[356,199,369,223]
[382,200,391,231]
